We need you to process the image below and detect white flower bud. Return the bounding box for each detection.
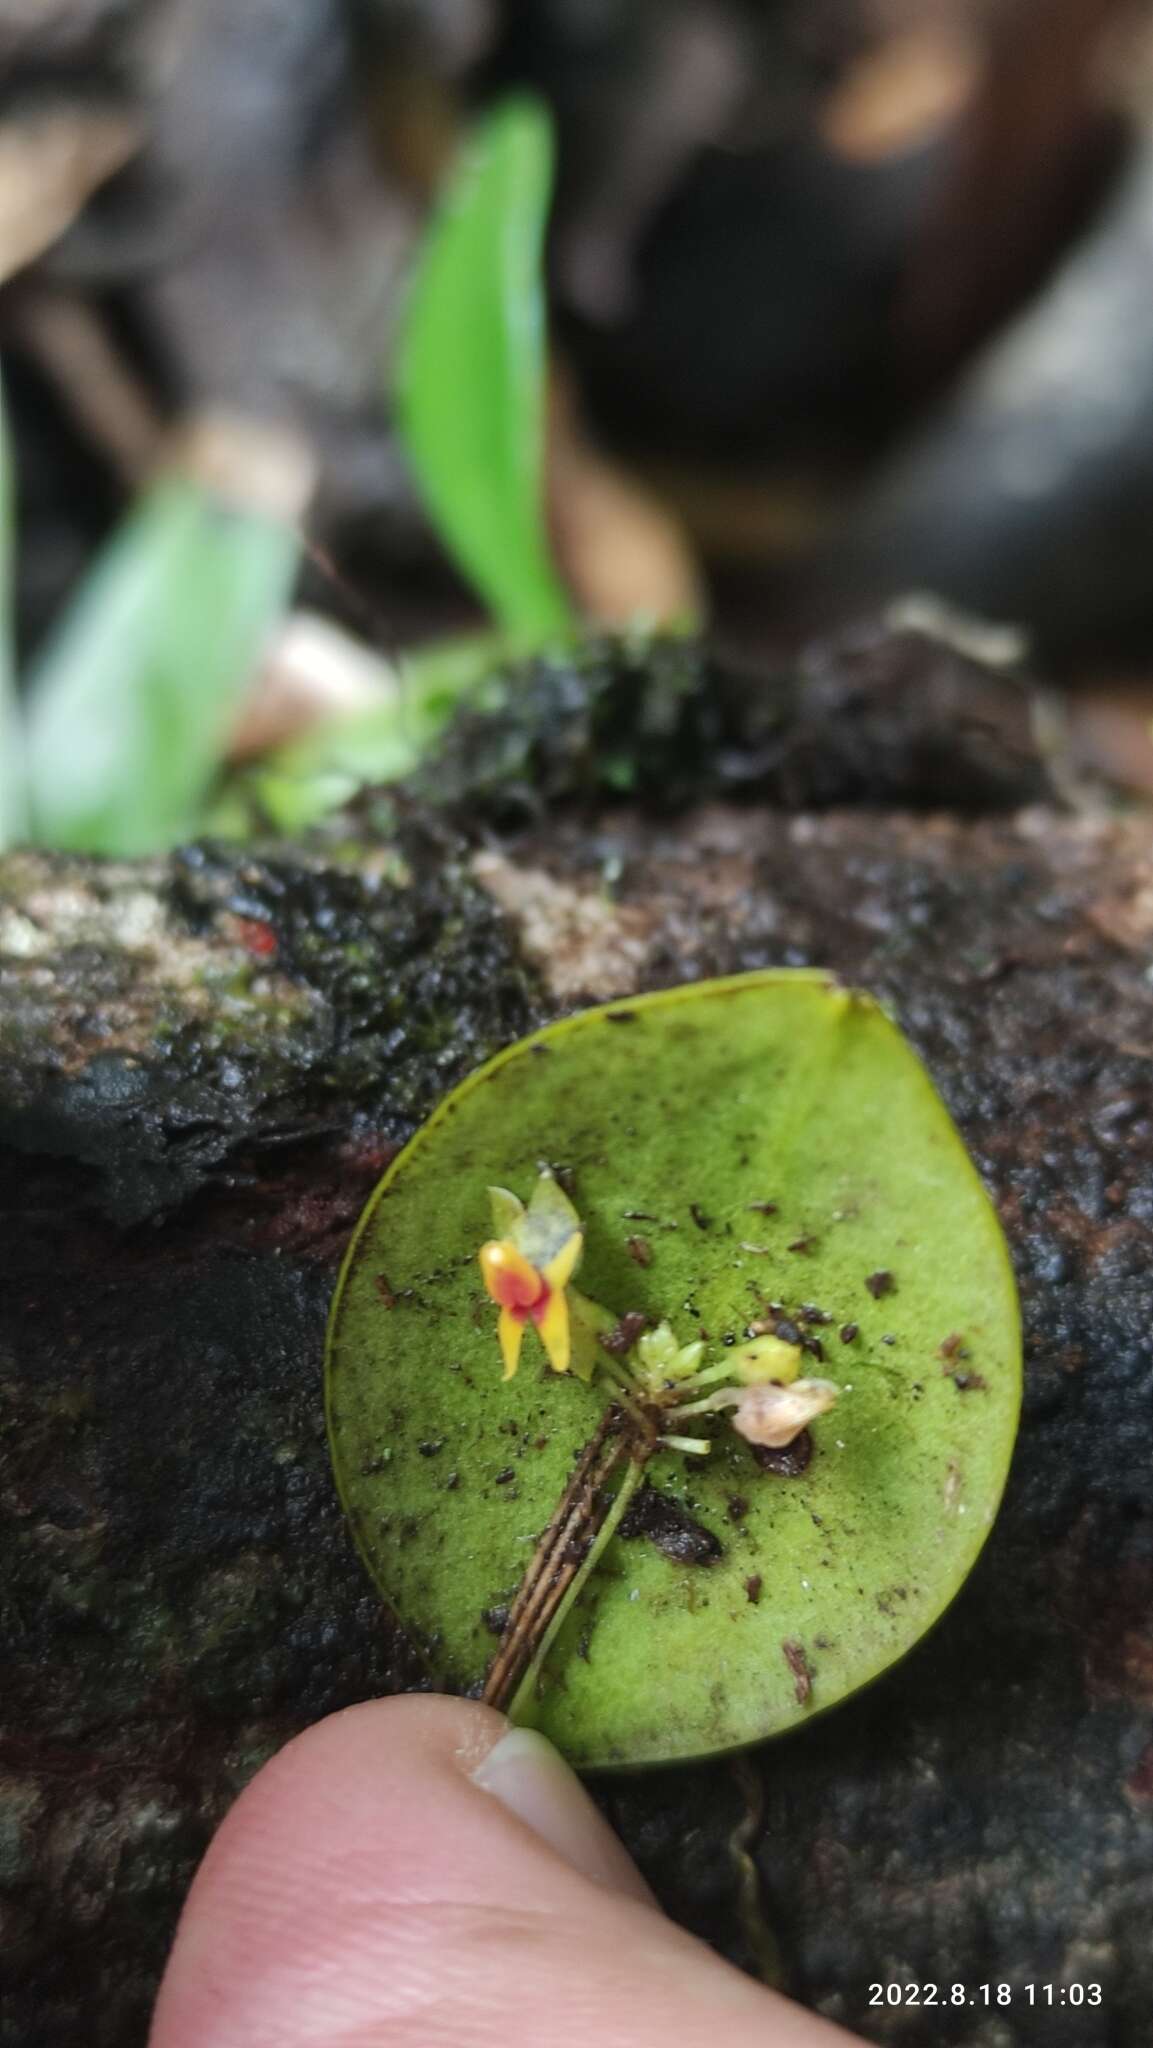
[725,1378,838,1448]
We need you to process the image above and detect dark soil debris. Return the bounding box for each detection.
[865,1270,896,1299]
[619,1483,724,1565]
[753,1432,814,1478]
[782,1639,814,1706]
[600,1311,651,1357]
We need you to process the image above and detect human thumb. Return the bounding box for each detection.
[150,1694,859,2048]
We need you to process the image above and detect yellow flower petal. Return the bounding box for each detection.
[535,1285,571,1375]
[498,1306,526,1381]
[542,1229,582,1294]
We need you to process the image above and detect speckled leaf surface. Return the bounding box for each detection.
[327,970,1020,1767]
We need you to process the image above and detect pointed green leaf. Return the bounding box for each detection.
[487,1186,526,1235]
[396,95,574,640]
[327,971,1021,1767]
[24,475,297,856]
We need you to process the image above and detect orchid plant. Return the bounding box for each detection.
[477,1169,839,1711]
[326,970,1022,1767]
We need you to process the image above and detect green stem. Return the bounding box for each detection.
[673,1359,740,1393]
[670,1391,737,1419]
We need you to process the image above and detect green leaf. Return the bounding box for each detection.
[329,974,1023,1761]
[23,475,298,856]
[396,95,574,640]
[327,971,1021,1768]
[0,364,27,850]
[488,1186,526,1235]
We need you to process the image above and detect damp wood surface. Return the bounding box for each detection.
[2,628,1152,2045]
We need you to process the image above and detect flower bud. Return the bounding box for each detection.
[733,1335,803,1385]
[725,1377,838,1448]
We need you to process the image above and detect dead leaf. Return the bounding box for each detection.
[0,106,141,285]
[1068,677,1153,798]
[547,364,703,626]
[821,25,977,163]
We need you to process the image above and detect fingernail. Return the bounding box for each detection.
[471,1727,654,1902]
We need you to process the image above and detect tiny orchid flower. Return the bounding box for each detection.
[477,1176,842,1457]
[714,1336,837,1445]
[478,1173,584,1380]
[716,1377,839,1448]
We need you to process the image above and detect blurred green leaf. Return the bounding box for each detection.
[0,365,28,851]
[396,96,574,641]
[24,475,298,856]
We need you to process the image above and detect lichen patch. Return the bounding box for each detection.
[472,850,653,999]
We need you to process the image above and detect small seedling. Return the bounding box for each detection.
[0,371,301,856]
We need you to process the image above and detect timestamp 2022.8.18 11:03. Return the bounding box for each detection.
[868,1984,1103,2010]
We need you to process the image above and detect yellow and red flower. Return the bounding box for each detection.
[478,1173,584,1380]
[478,1174,841,1451]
